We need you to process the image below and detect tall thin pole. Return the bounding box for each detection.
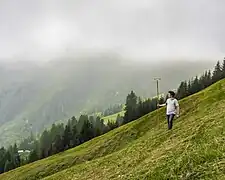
[156,80,159,98]
[154,78,161,123]
[154,78,161,107]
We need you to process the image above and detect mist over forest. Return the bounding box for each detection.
[0,0,224,146]
[0,56,214,147]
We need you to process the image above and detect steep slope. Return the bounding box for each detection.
[1,79,225,179]
[0,59,214,147]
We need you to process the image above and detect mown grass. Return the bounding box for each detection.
[1,79,225,180]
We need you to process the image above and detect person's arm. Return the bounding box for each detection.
[158,103,166,107]
[176,106,180,116]
[175,100,180,117]
[158,99,167,107]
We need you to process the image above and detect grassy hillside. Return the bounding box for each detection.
[102,111,125,123]
[1,79,225,180]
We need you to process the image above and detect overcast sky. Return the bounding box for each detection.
[0,0,225,61]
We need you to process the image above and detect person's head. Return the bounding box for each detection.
[168,91,175,98]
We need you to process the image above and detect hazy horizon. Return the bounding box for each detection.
[0,0,224,62]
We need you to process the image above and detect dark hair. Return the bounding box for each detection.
[168,91,175,97]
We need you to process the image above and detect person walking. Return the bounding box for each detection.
[158,91,180,130]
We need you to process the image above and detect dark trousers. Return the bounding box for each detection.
[167,114,175,130]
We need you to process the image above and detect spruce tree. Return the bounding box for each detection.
[63,124,72,150]
[190,76,201,94]
[12,143,20,168]
[72,125,80,147]
[222,58,225,79]
[71,116,77,127]
[135,97,142,118]
[94,116,103,136]
[203,71,211,88]
[177,81,188,99]
[212,61,222,83]
[40,130,51,158]
[142,99,151,115]
[198,74,205,90]
[52,135,64,153]
[150,98,157,112]
[80,119,95,143]
[77,115,89,132]
[48,144,53,156]
[206,70,212,87]
[4,160,13,172]
[29,149,39,163]
[50,124,58,143]
[0,147,6,174]
[89,116,95,124]
[187,80,191,95]
[123,91,137,124]
[4,147,11,163]
[183,81,188,97]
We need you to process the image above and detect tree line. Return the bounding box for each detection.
[176,59,225,100]
[0,58,225,174]
[122,91,164,125]
[123,59,225,125]
[20,115,117,164]
[0,144,20,174]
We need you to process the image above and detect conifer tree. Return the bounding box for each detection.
[177,81,188,99]
[63,124,73,150]
[40,130,51,158]
[72,125,80,147]
[80,119,95,143]
[123,91,137,124]
[29,149,39,163]
[12,143,20,168]
[4,160,13,172]
[212,61,222,83]
[0,147,6,174]
[187,80,191,95]
[71,116,77,127]
[52,135,64,153]
[222,58,225,79]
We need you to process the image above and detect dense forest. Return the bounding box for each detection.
[0,58,225,174]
